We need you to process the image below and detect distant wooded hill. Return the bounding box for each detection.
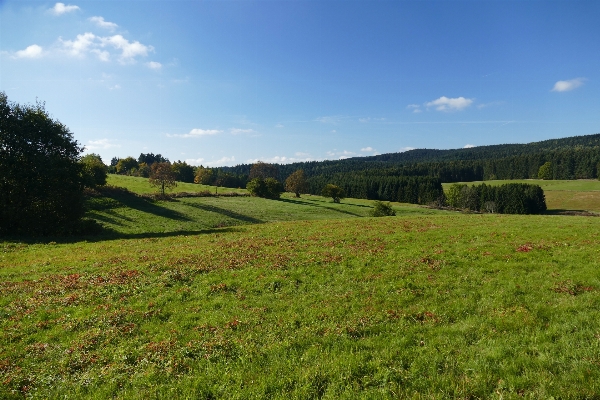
[220,133,600,184]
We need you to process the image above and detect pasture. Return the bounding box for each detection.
[1,177,599,398]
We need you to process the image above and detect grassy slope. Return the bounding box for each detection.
[89,176,444,235]
[443,179,600,212]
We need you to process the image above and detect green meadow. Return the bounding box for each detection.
[1,176,600,398]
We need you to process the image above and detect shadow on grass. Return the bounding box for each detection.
[94,186,193,222]
[185,203,263,224]
[278,197,365,217]
[544,209,599,216]
[1,227,243,245]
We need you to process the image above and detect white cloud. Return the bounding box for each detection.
[275,124,284,128]
[184,158,205,166]
[331,130,337,133]
[552,78,586,92]
[361,147,374,152]
[206,156,235,167]
[13,44,43,59]
[85,139,120,151]
[295,152,310,157]
[58,32,153,63]
[108,84,121,90]
[399,147,415,152]
[359,117,370,123]
[230,128,256,135]
[464,144,476,148]
[89,16,118,31]
[167,129,222,138]
[146,61,162,70]
[51,2,80,15]
[426,96,474,112]
[246,155,314,164]
[100,35,153,63]
[60,32,96,57]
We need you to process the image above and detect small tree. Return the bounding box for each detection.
[80,153,108,188]
[149,162,177,196]
[115,157,139,175]
[194,166,214,185]
[538,161,552,180]
[371,201,396,217]
[285,169,308,198]
[172,160,195,183]
[322,184,345,203]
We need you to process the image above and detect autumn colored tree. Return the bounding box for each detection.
[149,162,177,196]
[249,161,279,180]
[194,166,214,184]
[285,169,308,198]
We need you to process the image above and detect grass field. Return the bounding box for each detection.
[1,176,600,398]
[443,179,600,213]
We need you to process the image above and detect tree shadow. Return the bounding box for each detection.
[1,227,243,245]
[94,187,193,222]
[544,209,599,217]
[278,198,364,217]
[185,203,263,224]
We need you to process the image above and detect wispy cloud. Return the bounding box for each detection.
[89,16,118,31]
[146,61,162,70]
[230,128,256,135]
[399,146,416,152]
[464,144,476,148]
[426,96,474,112]
[50,2,80,16]
[85,138,120,151]
[275,123,284,128]
[552,78,586,92]
[326,149,356,160]
[407,104,422,113]
[206,156,235,167]
[167,129,222,138]
[360,147,375,152]
[13,44,43,59]
[316,115,346,124]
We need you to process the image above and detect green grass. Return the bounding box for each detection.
[88,176,445,235]
[1,214,600,398]
[2,177,600,398]
[443,179,600,212]
[106,174,248,195]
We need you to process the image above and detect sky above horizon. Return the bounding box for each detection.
[1,0,599,167]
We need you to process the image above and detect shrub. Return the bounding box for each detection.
[371,201,396,217]
[247,177,282,199]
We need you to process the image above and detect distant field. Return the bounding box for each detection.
[443,179,600,213]
[106,174,247,195]
[91,176,446,235]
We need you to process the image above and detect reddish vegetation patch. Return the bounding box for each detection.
[552,280,595,296]
[516,244,533,252]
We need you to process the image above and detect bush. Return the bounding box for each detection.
[247,177,282,199]
[371,201,396,217]
[321,184,345,203]
[445,182,546,214]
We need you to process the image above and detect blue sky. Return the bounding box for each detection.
[1,1,599,167]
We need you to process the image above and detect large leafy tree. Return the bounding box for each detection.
[285,169,308,198]
[0,92,85,235]
[321,184,346,203]
[80,153,108,187]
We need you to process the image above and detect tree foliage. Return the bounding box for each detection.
[249,161,279,180]
[0,92,86,235]
[115,157,139,175]
[247,177,283,199]
[80,153,108,188]
[138,153,168,165]
[149,162,177,196]
[538,161,552,180]
[445,183,546,214]
[172,160,194,183]
[194,166,214,184]
[285,169,308,197]
[321,184,346,203]
[371,201,396,217]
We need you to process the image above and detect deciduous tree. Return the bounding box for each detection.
[149,162,177,196]
[321,184,345,203]
[285,169,308,198]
